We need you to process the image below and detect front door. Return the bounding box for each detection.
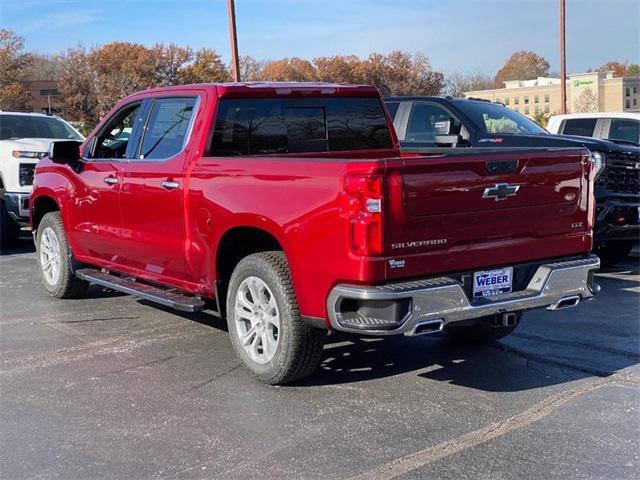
[117,96,199,284]
[67,101,144,264]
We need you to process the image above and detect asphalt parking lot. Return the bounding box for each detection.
[1,240,639,480]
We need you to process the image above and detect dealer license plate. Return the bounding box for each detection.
[473,267,513,299]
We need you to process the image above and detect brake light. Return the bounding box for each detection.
[343,175,384,256]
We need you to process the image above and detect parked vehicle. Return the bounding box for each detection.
[547,112,640,147]
[385,96,640,264]
[0,112,84,249]
[31,83,600,384]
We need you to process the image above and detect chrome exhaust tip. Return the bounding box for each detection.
[501,312,519,328]
[548,295,581,311]
[409,319,444,336]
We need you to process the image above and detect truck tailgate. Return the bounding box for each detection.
[384,148,592,279]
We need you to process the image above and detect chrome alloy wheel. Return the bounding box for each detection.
[234,276,280,365]
[40,227,61,286]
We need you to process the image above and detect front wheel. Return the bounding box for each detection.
[445,313,521,344]
[36,212,88,298]
[226,251,325,385]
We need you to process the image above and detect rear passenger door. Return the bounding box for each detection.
[118,95,199,284]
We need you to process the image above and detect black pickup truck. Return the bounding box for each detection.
[385,96,640,264]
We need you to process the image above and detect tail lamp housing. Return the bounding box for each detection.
[343,174,384,256]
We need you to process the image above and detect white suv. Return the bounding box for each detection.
[0,112,84,248]
[547,112,640,147]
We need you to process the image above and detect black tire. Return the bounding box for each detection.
[0,199,21,250]
[445,313,520,344]
[226,251,324,385]
[595,241,635,266]
[36,212,88,299]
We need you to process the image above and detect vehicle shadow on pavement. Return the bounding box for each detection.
[295,262,639,390]
[0,237,35,256]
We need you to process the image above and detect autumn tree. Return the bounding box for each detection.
[239,55,266,81]
[89,42,158,116]
[573,88,598,113]
[357,51,444,96]
[58,45,99,127]
[596,60,627,77]
[313,55,361,83]
[0,29,32,110]
[179,48,230,84]
[261,57,318,81]
[153,43,193,86]
[445,72,495,97]
[627,64,640,77]
[27,53,61,81]
[495,50,550,86]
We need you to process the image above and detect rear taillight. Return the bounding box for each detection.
[343,175,384,256]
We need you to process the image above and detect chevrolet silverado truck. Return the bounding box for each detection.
[31,83,600,384]
[385,96,640,265]
[0,111,84,249]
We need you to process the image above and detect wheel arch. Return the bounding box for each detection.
[31,194,61,232]
[215,225,289,316]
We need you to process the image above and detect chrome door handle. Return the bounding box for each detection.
[103,176,118,185]
[161,180,180,190]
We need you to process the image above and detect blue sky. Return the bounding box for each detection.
[1,0,638,76]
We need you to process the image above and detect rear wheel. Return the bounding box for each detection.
[36,212,88,298]
[0,199,21,250]
[595,241,634,266]
[226,251,324,385]
[445,313,521,344]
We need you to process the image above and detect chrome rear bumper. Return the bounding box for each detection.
[327,255,600,336]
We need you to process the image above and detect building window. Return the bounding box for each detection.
[626,100,631,108]
[544,105,550,113]
[534,95,539,103]
[524,96,529,104]
[534,106,540,115]
[634,87,638,94]
[626,88,631,97]
[544,94,550,103]
[514,97,519,105]
[524,106,530,115]
[504,97,510,105]
[634,99,638,106]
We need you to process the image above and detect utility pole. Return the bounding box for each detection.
[560,0,567,113]
[227,0,241,82]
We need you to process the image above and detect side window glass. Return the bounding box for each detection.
[385,102,400,120]
[608,119,640,145]
[405,103,459,142]
[140,97,196,160]
[91,103,141,159]
[562,118,597,137]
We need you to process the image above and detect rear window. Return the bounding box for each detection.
[211,97,392,155]
[562,118,597,137]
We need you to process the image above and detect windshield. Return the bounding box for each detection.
[454,101,547,135]
[0,115,83,141]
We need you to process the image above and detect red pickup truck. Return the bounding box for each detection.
[31,82,600,384]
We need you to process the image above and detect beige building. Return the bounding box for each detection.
[464,71,640,118]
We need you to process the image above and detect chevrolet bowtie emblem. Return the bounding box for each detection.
[483,183,520,201]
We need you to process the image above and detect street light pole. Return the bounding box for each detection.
[227,0,241,82]
[560,0,567,114]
